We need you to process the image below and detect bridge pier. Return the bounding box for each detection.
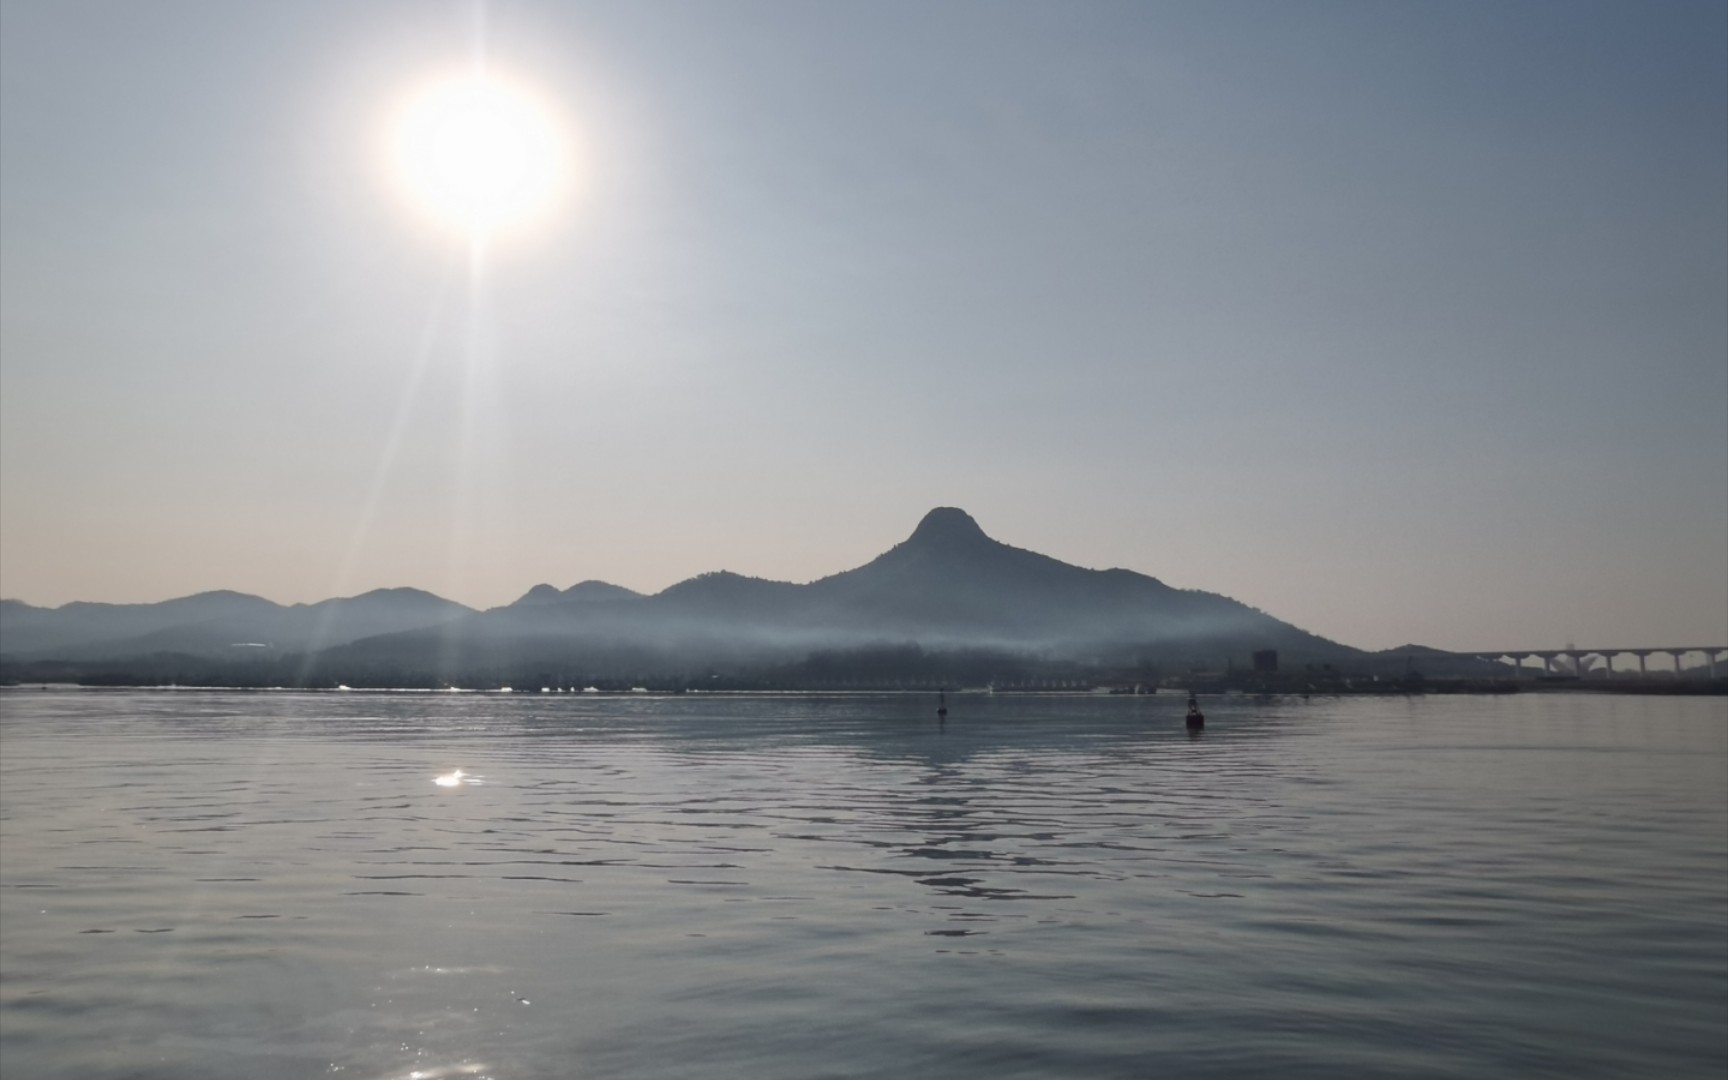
[1468,646,1723,680]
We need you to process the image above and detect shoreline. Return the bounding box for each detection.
[4,681,1723,697]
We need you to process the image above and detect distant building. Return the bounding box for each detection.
[1252,649,1278,673]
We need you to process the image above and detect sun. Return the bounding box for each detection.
[387,69,571,239]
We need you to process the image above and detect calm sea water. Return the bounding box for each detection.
[1,689,1723,1079]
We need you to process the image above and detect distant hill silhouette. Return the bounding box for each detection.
[318,508,1360,677]
[4,508,1386,682]
[799,507,1299,646]
[508,580,645,608]
[0,588,471,660]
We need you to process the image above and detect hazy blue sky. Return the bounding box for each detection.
[2,0,1724,651]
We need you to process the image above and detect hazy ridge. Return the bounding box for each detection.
[1,508,1405,683]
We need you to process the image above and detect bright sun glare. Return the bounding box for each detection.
[389,70,570,239]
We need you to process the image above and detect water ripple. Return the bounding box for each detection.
[1,689,1723,1079]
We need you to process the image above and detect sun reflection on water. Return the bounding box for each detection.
[401,1066,491,1080]
[432,768,481,788]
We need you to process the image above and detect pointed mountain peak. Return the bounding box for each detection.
[905,507,993,549]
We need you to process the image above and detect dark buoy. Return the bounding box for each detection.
[937,689,949,719]
[1185,692,1204,730]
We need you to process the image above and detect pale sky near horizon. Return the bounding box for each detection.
[2,0,1724,651]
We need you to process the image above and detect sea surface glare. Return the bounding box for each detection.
[1,690,1724,1079]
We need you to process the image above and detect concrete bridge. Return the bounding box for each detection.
[1467,647,1726,679]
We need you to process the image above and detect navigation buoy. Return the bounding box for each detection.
[937,690,948,719]
[1185,693,1205,730]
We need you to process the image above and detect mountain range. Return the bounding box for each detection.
[2,508,1369,679]
[0,587,470,661]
